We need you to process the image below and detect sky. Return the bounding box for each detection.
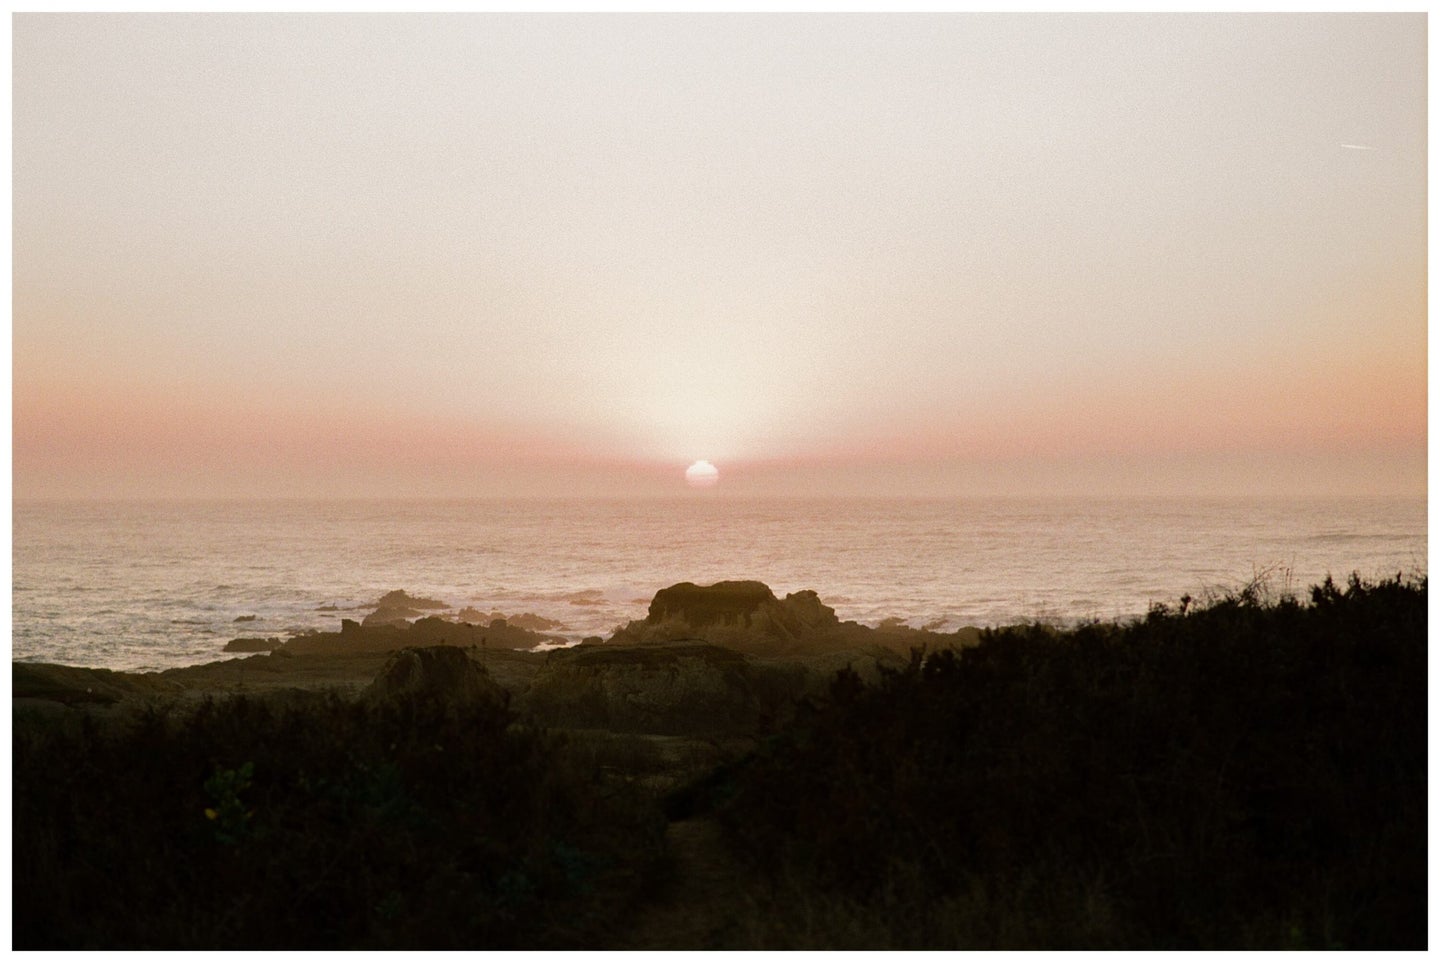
[12,13,1428,499]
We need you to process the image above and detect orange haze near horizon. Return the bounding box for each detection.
[12,14,1428,501]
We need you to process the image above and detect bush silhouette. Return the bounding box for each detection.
[706,574,1426,949]
[15,574,1425,949]
[14,692,665,948]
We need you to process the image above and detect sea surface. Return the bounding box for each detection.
[11,495,1427,672]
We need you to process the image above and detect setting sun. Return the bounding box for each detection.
[684,460,719,488]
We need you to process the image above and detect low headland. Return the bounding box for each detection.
[13,574,1426,949]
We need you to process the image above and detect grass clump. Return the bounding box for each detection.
[14,692,665,949]
[702,574,1426,949]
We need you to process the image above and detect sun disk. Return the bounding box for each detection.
[685,460,719,488]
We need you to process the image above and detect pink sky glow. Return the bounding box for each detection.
[12,14,1428,499]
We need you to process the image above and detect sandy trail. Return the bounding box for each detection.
[622,817,752,949]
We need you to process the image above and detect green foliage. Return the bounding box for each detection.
[706,574,1427,949]
[202,760,255,845]
[14,692,665,949]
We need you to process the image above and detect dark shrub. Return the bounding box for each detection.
[708,575,1426,949]
[14,691,664,949]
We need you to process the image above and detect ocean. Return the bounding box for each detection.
[11,495,1427,672]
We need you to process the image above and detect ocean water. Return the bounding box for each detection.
[11,495,1427,672]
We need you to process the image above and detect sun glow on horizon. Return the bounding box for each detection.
[684,460,720,488]
[10,15,1425,501]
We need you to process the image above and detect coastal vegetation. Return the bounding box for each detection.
[12,574,1426,948]
[695,573,1428,948]
[14,683,666,949]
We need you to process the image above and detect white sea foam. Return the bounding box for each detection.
[11,496,1427,672]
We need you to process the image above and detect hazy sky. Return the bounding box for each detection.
[12,13,1427,498]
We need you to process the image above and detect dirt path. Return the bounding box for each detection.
[621,817,753,949]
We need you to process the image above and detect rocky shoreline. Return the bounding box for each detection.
[13,580,983,736]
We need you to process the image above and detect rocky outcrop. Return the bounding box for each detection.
[504,612,566,632]
[280,614,563,656]
[608,581,844,653]
[362,606,422,628]
[607,580,979,656]
[224,637,282,653]
[518,643,807,736]
[407,616,564,650]
[375,590,448,610]
[646,581,783,628]
[357,590,450,629]
[362,645,508,710]
[456,608,566,632]
[873,621,983,649]
[641,580,843,639]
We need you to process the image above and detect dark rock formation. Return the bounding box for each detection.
[632,580,840,645]
[375,589,448,610]
[360,590,453,629]
[874,620,983,648]
[362,645,508,710]
[609,580,982,657]
[455,608,565,632]
[224,637,282,653]
[281,614,563,657]
[362,606,421,628]
[406,615,562,651]
[609,580,840,652]
[506,612,565,632]
[646,580,781,627]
